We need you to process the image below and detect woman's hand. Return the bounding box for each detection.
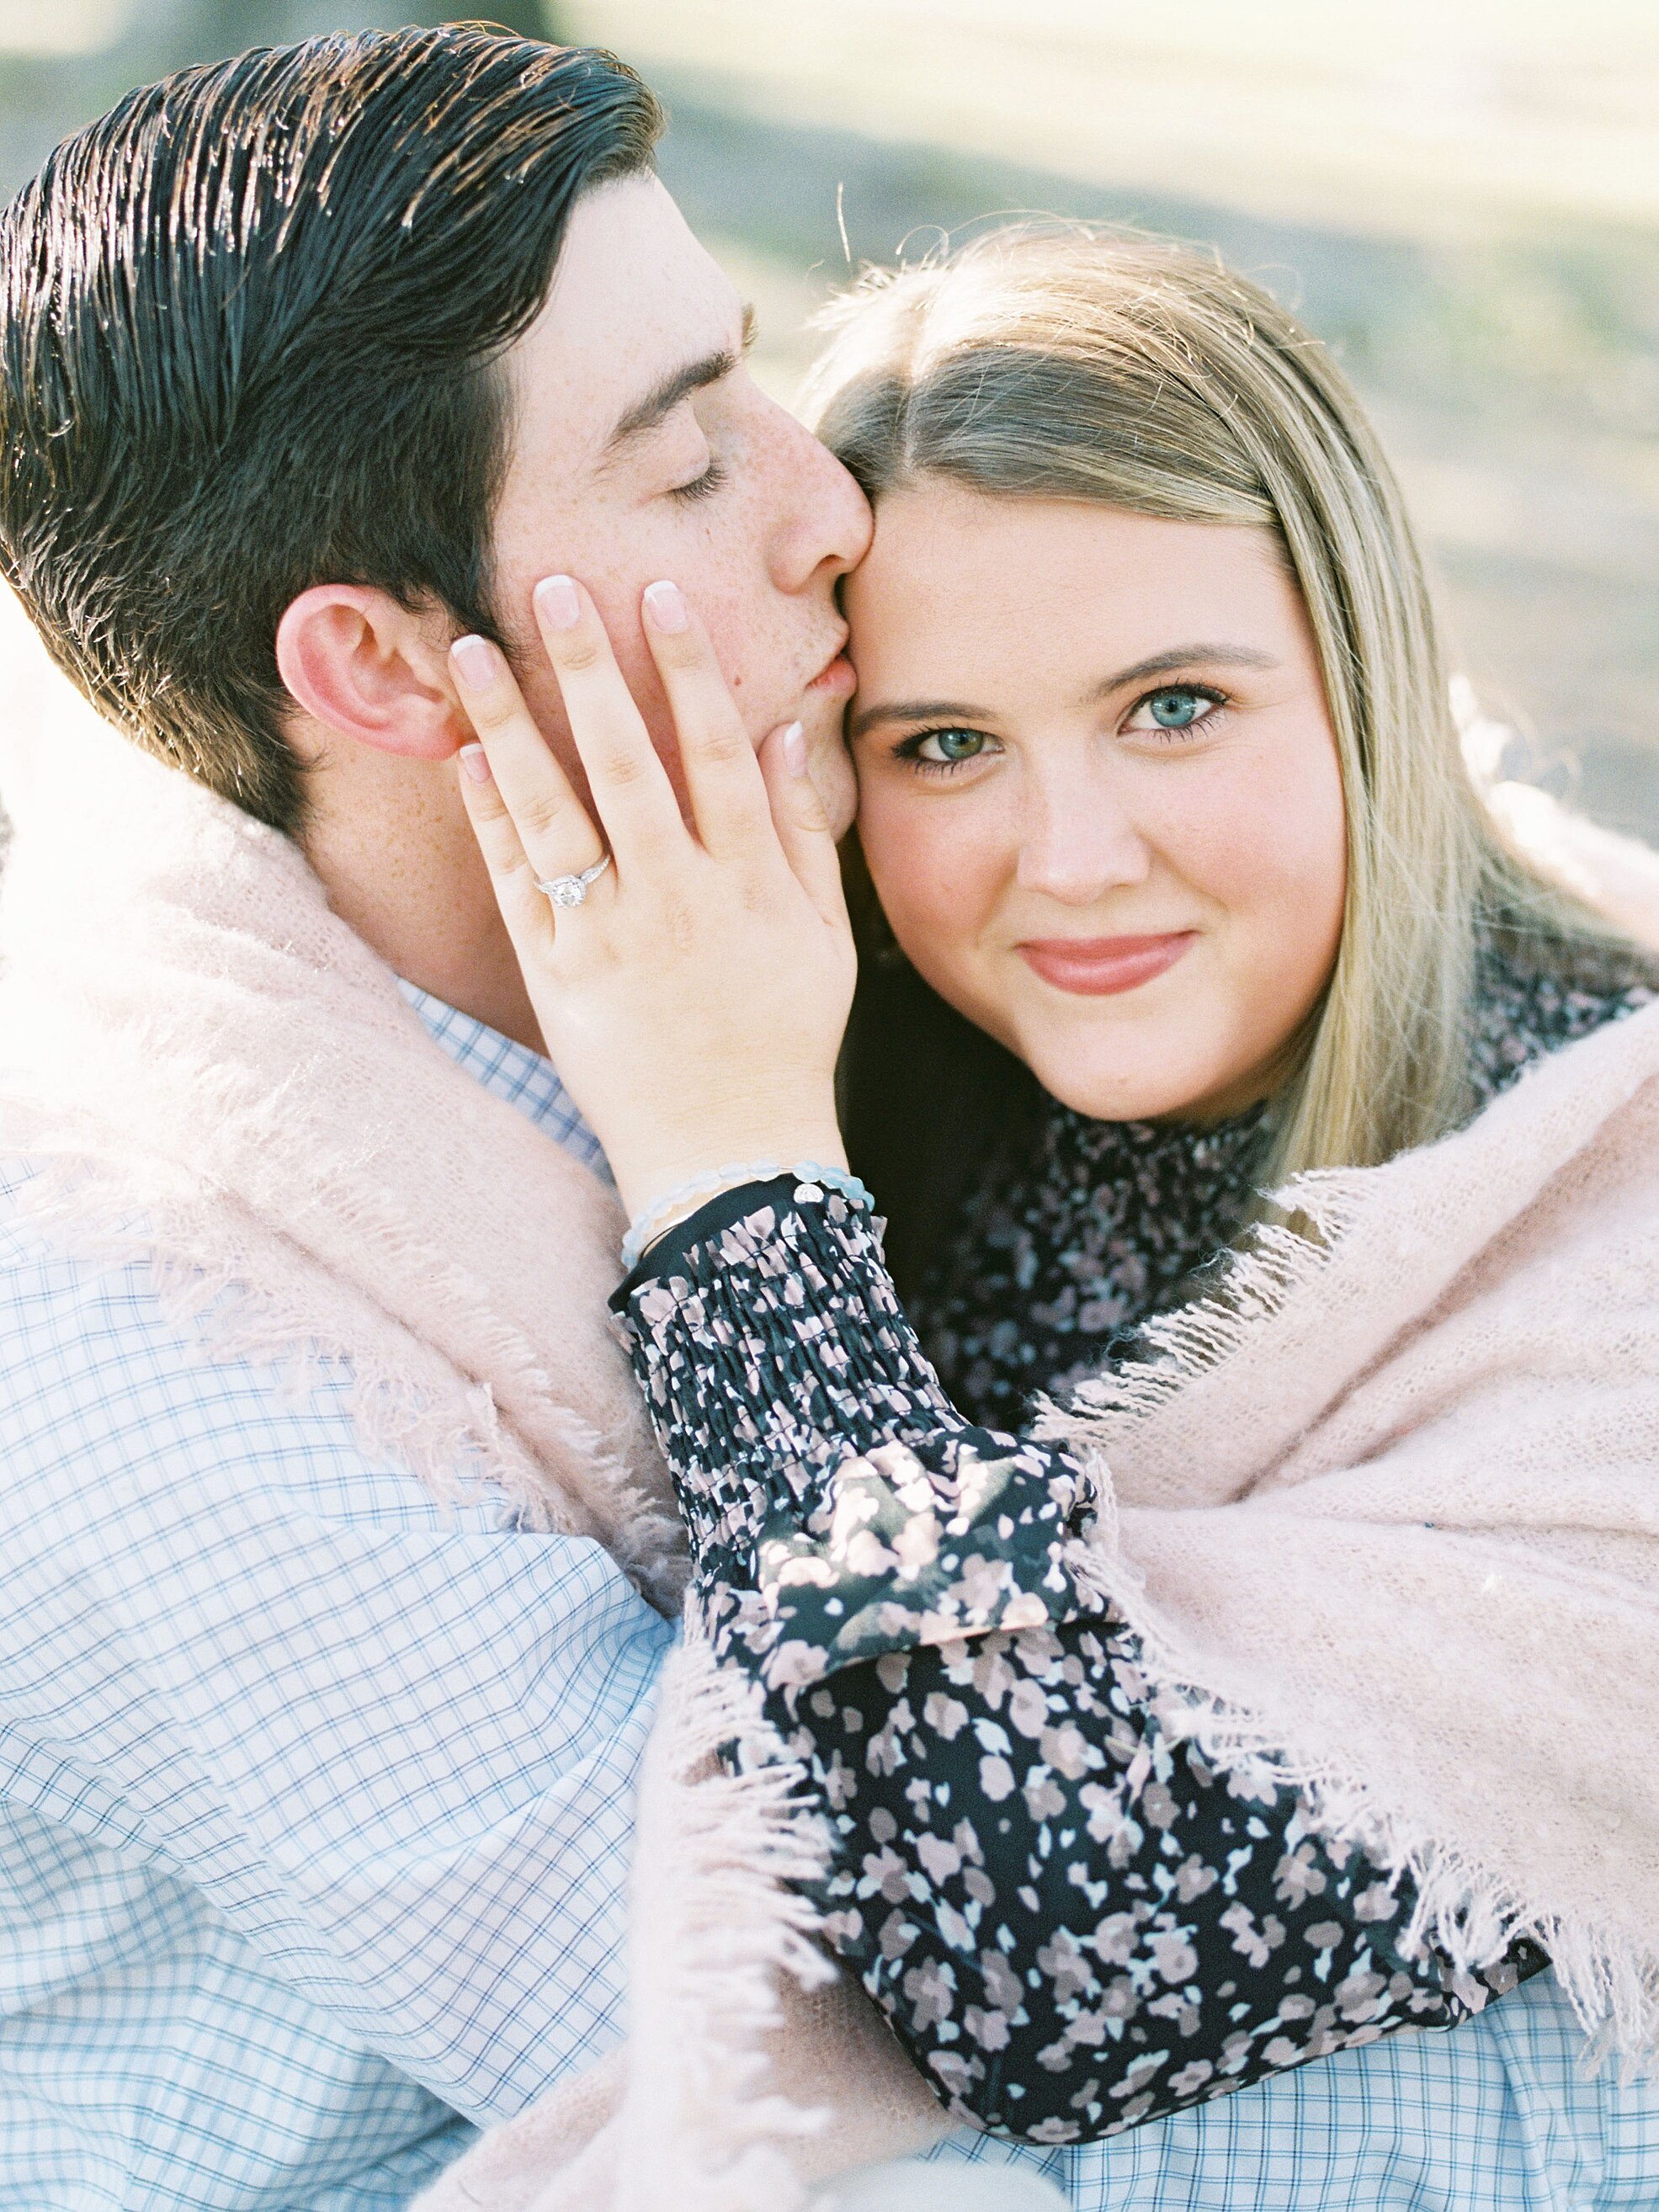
[449,574,855,1224]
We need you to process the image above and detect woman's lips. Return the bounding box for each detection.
[806,651,856,697]
[1017,931,1196,996]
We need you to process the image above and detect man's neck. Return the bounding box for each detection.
[299,743,545,1056]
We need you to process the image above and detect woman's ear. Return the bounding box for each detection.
[275,583,467,762]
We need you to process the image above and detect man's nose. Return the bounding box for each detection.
[767,406,874,587]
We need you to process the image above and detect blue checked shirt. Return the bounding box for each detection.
[2,986,1656,2210]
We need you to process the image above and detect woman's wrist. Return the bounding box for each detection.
[605,1108,848,1226]
[621,1157,871,1273]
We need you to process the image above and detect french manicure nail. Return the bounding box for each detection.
[535,574,582,630]
[460,742,492,784]
[451,634,497,686]
[781,720,807,775]
[643,579,689,634]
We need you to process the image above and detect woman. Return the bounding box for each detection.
[445,228,1659,2149]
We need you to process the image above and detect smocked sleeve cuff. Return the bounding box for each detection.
[613,1183,1109,1701]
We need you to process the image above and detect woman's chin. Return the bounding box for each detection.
[1021,1034,1243,1127]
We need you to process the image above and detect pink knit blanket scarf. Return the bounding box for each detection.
[0,655,683,1611]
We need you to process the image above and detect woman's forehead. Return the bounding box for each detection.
[846,492,1306,691]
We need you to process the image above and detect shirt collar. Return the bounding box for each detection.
[399,979,610,1181]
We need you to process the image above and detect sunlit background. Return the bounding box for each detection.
[1,1,1655,832]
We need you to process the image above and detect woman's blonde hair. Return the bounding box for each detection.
[806,224,1635,1183]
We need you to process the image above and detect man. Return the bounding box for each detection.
[0,28,866,2208]
[0,24,1651,2212]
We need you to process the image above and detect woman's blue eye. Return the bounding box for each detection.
[1124,684,1225,736]
[915,727,988,763]
[1148,689,1204,726]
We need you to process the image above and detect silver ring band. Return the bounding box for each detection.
[534,853,613,910]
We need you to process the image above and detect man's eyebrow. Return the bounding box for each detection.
[848,698,992,740]
[602,303,758,456]
[1085,643,1280,699]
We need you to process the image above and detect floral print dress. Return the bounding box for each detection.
[611,944,1644,2146]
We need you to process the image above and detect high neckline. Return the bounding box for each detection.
[913,937,1651,1433]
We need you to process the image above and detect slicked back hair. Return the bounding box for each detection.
[0,29,662,832]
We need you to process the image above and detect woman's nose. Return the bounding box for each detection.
[1015,784,1153,904]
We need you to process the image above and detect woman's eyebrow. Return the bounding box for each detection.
[1086,643,1280,699]
[849,646,1280,739]
[848,698,992,739]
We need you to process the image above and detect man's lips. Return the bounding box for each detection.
[1017,931,1196,996]
[806,635,855,697]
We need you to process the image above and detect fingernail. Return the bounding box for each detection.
[535,574,582,630]
[781,720,807,775]
[451,634,497,687]
[643,579,688,634]
[460,742,492,784]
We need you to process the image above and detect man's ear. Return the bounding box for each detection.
[275,583,467,762]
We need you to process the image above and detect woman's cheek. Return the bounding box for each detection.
[861,797,1002,981]
[1158,735,1345,926]
[1190,747,1347,1018]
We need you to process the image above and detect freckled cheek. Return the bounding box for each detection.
[676,561,774,706]
[684,519,792,710]
[512,655,567,737]
[695,602,752,697]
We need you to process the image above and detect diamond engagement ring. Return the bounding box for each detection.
[534,853,613,909]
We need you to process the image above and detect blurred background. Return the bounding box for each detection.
[0,1,1655,832]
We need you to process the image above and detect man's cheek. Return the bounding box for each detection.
[683,588,745,686]
[513,662,574,757]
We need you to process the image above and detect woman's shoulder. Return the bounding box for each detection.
[1469,924,1658,1109]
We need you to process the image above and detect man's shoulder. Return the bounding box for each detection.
[0,1155,161,1396]
[0,1155,500,1539]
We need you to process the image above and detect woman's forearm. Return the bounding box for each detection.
[615,1177,1104,1685]
[614,1183,1539,2143]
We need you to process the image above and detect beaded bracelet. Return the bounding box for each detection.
[620,1158,874,1272]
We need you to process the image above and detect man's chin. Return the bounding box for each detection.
[784,694,855,838]
[808,726,858,839]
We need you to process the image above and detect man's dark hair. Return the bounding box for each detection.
[0,28,662,832]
